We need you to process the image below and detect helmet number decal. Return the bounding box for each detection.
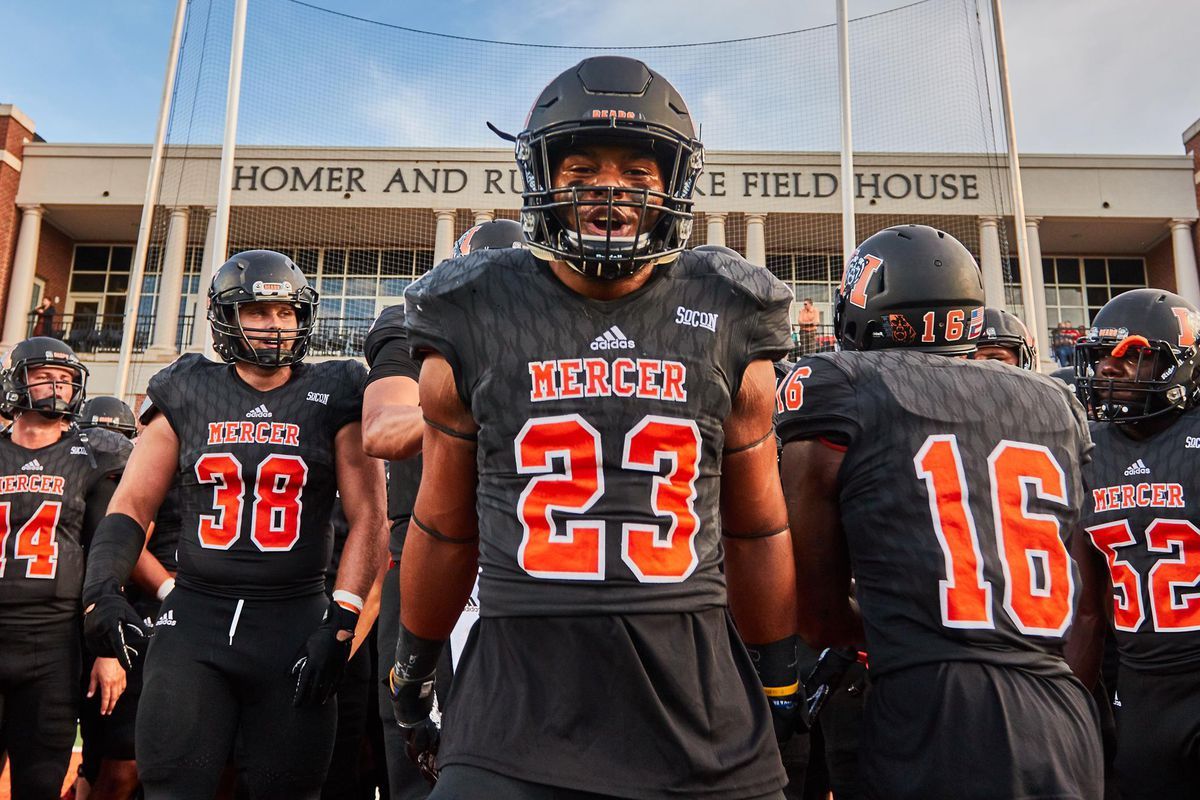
[1171,307,1196,347]
[921,309,967,343]
[0,500,62,580]
[843,254,883,310]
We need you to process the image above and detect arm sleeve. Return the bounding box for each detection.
[329,360,368,432]
[365,305,420,384]
[774,357,862,447]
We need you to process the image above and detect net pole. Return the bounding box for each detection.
[836,0,856,260]
[114,0,189,401]
[202,0,251,359]
[991,0,1047,369]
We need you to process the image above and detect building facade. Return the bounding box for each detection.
[2,103,1199,395]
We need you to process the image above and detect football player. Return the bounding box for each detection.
[389,56,800,799]
[363,218,527,798]
[73,396,181,800]
[970,306,1037,369]
[777,225,1102,799]
[81,250,387,800]
[0,339,131,799]
[1067,289,1200,799]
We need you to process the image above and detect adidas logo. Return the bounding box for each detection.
[1124,459,1150,477]
[245,404,273,419]
[590,325,635,351]
[155,609,177,628]
[20,459,43,471]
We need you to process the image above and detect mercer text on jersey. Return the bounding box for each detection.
[528,358,688,403]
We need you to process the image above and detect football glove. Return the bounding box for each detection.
[291,600,358,707]
[747,634,808,743]
[802,646,861,722]
[83,589,147,672]
[388,625,445,784]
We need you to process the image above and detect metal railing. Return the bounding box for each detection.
[25,312,200,354]
[789,323,837,360]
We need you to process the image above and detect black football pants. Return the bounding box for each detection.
[136,586,336,800]
[862,661,1101,800]
[0,621,79,799]
[1114,664,1200,799]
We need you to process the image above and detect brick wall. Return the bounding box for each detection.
[1145,234,1176,293]
[1184,123,1200,276]
[0,110,36,327]
[36,220,74,313]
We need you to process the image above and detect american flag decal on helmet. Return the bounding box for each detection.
[968,306,985,339]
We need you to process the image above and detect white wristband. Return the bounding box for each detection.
[156,577,175,600]
[332,589,364,613]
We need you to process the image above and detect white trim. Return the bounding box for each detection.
[0,104,35,135]
[0,150,20,172]
[1183,117,1200,148]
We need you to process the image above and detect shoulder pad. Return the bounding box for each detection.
[405,248,533,305]
[674,250,793,310]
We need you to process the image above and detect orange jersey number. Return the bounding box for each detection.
[516,414,701,582]
[0,500,62,579]
[196,453,307,551]
[915,435,1073,635]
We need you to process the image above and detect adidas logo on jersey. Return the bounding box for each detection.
[590,325,635,351]
[245,404,273,418]
[155,609,177,628]
[20,459,43,471]
[1124,459,1150,477]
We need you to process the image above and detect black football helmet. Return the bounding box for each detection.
[1075,288,1200,423]
[1,337,88,419]
[208,250,318,367]
[510,56,704,280]
[453,218,525,258]
[834,225,985,355]
[78,395,137,439]
[972,307,1036,370]
[692,244,742,259]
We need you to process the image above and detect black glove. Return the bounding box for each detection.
[388,625,445,784]
[747,635,808,743]
[802,646,860,722]
[83,590,147,672]
[291,600,358,707]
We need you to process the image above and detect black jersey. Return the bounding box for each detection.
[776,351,1091,678]
[1081,409,1200,672]
[405,248,793,617]
[363,304,422,557]
[149,485,181,574]
[145,354,365,599]
[0,426,130,628]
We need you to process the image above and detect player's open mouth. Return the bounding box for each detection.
[581,207,637,238]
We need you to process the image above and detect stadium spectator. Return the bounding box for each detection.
[1053,320,1081,366]
[33,296,58,337]
[797,298,820,355]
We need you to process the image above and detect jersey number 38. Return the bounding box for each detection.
[195,453,308,551]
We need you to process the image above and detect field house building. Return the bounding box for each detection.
[2,102,1199,395]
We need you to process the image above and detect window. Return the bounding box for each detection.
[1040,256,1146,328]
[764,252,841,324]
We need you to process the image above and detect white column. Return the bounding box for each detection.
[150,207,190,355]
[471,209,494,227]
[705,213,727,248]
[978,216,1006,309]
[1023,215,1045,313]
[745,213,767,266]
[188,208,218,353]
[433,209,457,265]
[1171,219,1200,307]
[2,205,44,347]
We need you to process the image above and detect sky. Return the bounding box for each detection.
[2,0,1199,155]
